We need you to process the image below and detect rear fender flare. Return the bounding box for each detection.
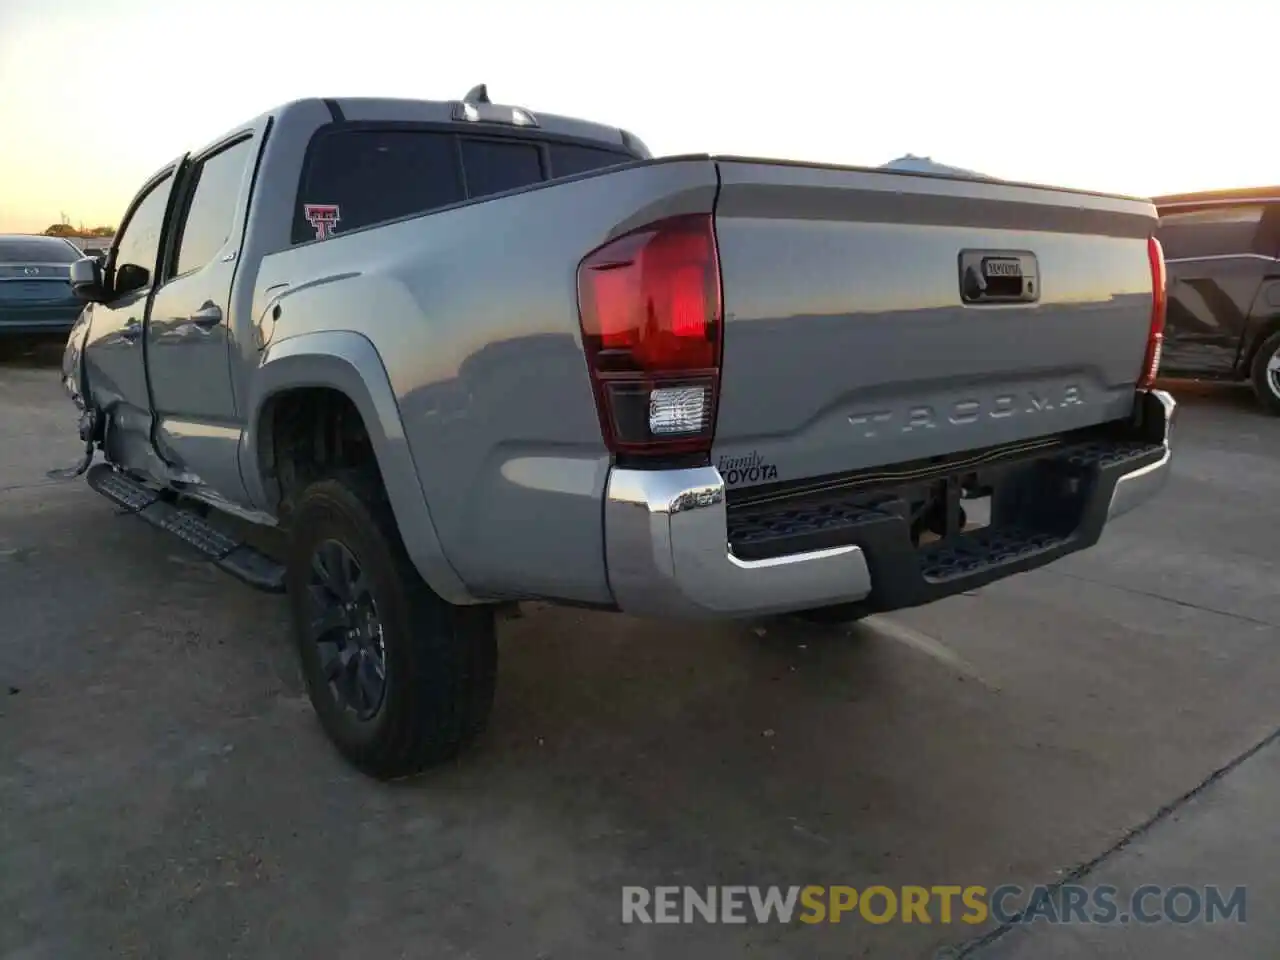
[239,330,477,605]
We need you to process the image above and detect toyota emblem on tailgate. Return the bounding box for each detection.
[24,267,39,276]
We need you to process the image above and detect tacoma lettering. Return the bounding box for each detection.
[847,386,1085,438]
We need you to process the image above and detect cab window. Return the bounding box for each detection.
[548,143,631,178]
[111,174,175,291]
[171,138,255,277]
[292,127,635,244]
[292,129,465,244]
[459,139,543,199]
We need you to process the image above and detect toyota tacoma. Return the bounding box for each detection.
[58,87,1176,779]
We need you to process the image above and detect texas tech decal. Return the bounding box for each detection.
[303,203,341,240]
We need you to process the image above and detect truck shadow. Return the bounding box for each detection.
[0,334,65,369]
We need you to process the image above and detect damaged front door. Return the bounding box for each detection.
[80,167,177,474]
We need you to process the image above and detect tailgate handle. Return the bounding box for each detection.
[959,250,1039,304]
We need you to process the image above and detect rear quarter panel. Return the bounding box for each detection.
[253,158,718,604]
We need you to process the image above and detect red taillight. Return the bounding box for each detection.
[1140,235,1167,388]
[577,214,722,456]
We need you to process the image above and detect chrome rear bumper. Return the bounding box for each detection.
[603,390,1175,620]
[604,468,872,619]
[1107,389,1176,520]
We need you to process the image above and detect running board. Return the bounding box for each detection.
[87,464,286,593]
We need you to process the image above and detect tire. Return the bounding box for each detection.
[1249,330,1280,416]
[790,601,874,627]
[285,470,496,779]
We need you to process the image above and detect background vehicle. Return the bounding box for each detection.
[0,234,87,336]
[1153,186,1280,413]
[59,88,1175,780]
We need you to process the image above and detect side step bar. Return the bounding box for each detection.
[87,464,286,593]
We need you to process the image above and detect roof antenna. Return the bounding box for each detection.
[463,84,491,104]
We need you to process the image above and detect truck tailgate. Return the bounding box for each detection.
[710,159,1158,490]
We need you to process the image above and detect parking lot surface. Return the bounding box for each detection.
[3,348,1279,959]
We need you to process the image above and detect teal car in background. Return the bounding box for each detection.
[0,235,87,336]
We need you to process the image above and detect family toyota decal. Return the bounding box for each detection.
[620,884,1247,926]
[716,451,778,486]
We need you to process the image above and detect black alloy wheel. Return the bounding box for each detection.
[286,470,498,779]
[307,539,388,721]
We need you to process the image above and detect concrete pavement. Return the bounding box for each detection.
[2,354,1278,959]
[972,730,1280,958]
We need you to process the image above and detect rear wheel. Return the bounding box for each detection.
[1250,330,1280,416]
[286,471,496,779]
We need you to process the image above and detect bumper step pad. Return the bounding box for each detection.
[725,437,1168,612]
[918,526,1069,583]
[87,464,285,593]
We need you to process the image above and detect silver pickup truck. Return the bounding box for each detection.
[58,88,1175,779]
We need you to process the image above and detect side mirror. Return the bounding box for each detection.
[69,256,111,303]
[114,263,150,297]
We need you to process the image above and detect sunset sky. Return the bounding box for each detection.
[1,0,1274,234]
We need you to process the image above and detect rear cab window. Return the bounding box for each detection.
[292,126,633,245]
[548,143,631,178]
[292,130,465,243]
[460,139,543,199]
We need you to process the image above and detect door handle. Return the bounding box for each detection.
[189,303,223,328]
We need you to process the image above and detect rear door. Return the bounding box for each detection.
[1157,201,1274,377]
[146,133,258,499]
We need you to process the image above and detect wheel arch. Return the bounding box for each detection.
[240,330,478,604]
[1239,310,1280,376]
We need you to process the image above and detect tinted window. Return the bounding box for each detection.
[1158,205,1265,260]
[460,139,543,199]
[0,237,81,263]
[294,130,464,243]
[174,138,254,276]
[114,174,174,281]
[549,143,631,178]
